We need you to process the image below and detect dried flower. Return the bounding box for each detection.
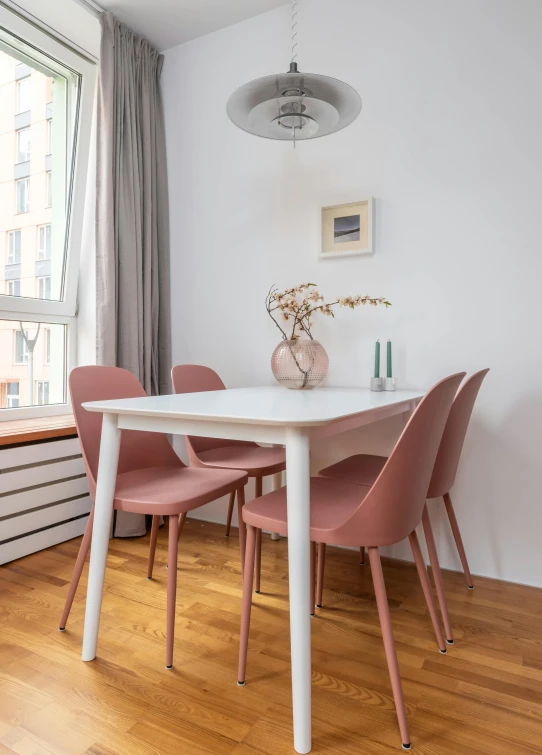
[265,283,390,341]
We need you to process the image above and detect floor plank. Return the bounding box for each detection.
[1,519,542,754]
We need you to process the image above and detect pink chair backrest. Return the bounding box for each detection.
[171,364,252,460]
[70,366,181,497]
[427,368,489,498]
[332,372,466,547]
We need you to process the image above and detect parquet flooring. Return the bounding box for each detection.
[1,519,542,754]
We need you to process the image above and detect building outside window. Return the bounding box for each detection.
[16,178,30,213]
[36,380,49,405]
[0,5,95,414]
[16,76,31,113]
[6,279,20,297]
[7,230,21,264]
[16,128,30,163]
[6,381,19,407]
[38,224,51,259]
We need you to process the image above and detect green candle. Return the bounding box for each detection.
[374,340,380,378]
[387,340,392,378]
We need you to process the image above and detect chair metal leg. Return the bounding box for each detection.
[238,524,257,685]
[422,505,454,643]
[254,528,262,593]
[237,486,247,574]
[368,546,411,750]
[59,506,94,630]
[408,530,447,653]
[147,515,160,579]
[316,542,326,608]
[443,493,474,589]
[166,515,179,669]
[253,477,263,589]
[225,491,236,537]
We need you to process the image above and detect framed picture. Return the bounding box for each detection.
[320,197,374,259]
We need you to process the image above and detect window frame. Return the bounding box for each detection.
[7,229,21,264]
[16,126,30,163]
[38,223,51,260]
[15,176,30,213]
[16,74,31,114]
[6,279,21,297]
[0,6,95,420]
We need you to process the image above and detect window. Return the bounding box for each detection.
[16,128,31,162]
[7,230,21,264]
[6,382,19,408]
[36,381,50,405]
[46,171,52,207]
[0,6,95,418]
[14,330,28,364]
[6,280,21,297]
[37,276,51,300]
[16,178,30,213]
[16,76,31,113]
[38,224,51,259]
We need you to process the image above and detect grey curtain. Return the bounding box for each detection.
[96,12,171,537]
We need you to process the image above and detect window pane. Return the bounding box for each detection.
[16,128,31,162]
[7,229,21,263]
[16,76,31,113]
[16,178,30,213]
[7,279,21,297]
[0,319,66,408]
[0,33,80,303]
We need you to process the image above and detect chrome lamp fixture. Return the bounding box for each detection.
[227,0,361,146]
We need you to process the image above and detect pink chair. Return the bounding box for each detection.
[59,366,248,669]
[171,365,286,588]
[319,369,489,643]
[237,373,465,750]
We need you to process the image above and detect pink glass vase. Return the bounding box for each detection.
[271,339,329,390]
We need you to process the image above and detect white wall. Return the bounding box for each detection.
[162,0,542,587]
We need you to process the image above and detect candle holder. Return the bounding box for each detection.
[370,377,384,392]
[384,377,396,391]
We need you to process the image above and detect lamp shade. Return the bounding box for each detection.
[227,63,361,141]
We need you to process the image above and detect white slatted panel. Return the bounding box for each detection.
[0,476,88,518]
[2,496,91,540]
[0,516,89,566]
[0,437,81,469]
[0,457,86,495]
[0,436,90,565]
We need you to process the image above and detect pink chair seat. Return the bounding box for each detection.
[242,477,370,543]
[320,454,386,486]
[113,466,248,515]
[196,445,286,477]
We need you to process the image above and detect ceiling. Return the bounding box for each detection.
[97,0,288,52]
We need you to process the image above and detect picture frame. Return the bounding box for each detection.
[319,196,374,259]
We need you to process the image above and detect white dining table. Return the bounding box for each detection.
[81,385,424,754]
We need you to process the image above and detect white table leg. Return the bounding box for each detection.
[271,469,283,540]
[82,412,121,662]
[285,427,311,754]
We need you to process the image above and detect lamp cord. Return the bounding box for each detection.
[291,0,298,63]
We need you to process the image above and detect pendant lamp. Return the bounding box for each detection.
[226,0,361,145]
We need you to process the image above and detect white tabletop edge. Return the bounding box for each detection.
[82,386,425,428]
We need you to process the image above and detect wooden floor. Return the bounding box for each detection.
[1,522,542,755]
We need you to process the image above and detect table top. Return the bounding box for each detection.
[83,386,424,427]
